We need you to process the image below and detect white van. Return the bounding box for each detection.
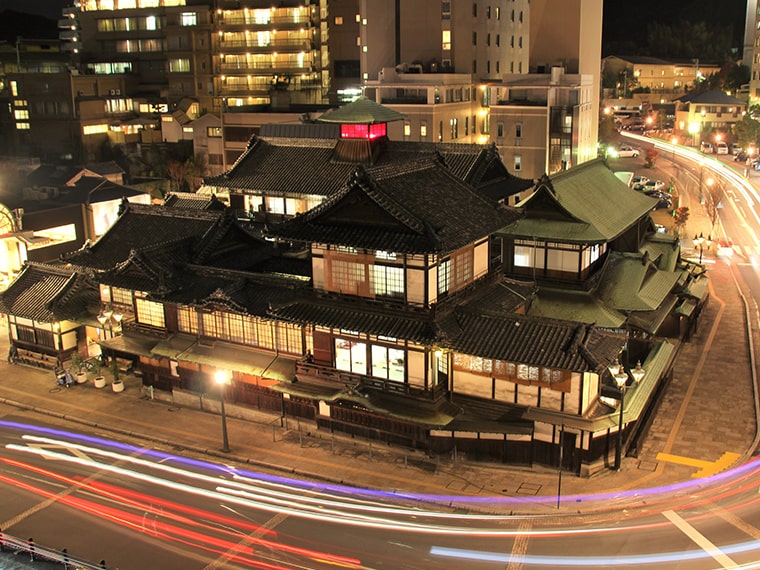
[700,141,714,154]
[716,141,729,155]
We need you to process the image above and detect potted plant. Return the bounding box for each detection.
[111,359,124,393]
[93,356,107,389]
[70,353,88,384]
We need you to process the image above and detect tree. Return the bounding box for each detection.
[672,206,690,238]
[166,159,186,193]
[645,148,659,168]
[733,105,760,150]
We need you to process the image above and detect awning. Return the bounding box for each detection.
[99,333,157,357]
[151,334,297,381]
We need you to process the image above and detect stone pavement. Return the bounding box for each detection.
[0,155,757,516]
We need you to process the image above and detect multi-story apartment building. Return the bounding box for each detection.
[359,0,602,181]
[744,0,760,106]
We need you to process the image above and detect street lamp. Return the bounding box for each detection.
[215,370,231,453]
[613,364,629,471]
[693,233,712,264]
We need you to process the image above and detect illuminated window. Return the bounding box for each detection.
[169,57,190,73]
[10,81,18,97]
[180,12,197,26]
[14,110,29,120]
[177,306,199,334]
[145,15,157,30]
[420,123,427,137]
[207,126,222,137]
[135,297,165,328]
[16,122,30,130]
[83,124,109,135]
[334,16,343,25]
[442,30,451,50]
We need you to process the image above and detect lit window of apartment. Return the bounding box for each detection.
[362,45,368,52]
[496,7,500,20]
[10,81,18,97]
[183,127,193,134]
[404,122,411,137]
[335,16,343,25]
[442,30,451,50]
[438,120,443,141]
[420,122,427,137]
[514,155,522,171]
[207,126,222,137]
[145,15,157,30]
[356,36,361,46]
[180,12,197,26]
[169,58,190,72]
[16,122,29,130]
[450,117,458,139]
[355,13,360,22]
[83,124,109,135]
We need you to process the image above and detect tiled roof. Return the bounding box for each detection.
[203,136,354,198]
[164,192,227,210]
[596,252,682,312]
[675,90,746,105]
[202,136,530,201]
[156,267,304,317]
[0,262,97,322]
[527,288,627,328]
[443,312,625,373]
[62,203,261,271]
[502,159,656,242]
[317,96,405,124]
[269,158,521,254]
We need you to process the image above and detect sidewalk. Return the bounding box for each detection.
[0,161,756,514]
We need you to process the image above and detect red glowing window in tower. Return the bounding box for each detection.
[340,123,387,139]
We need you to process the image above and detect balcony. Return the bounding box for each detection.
[216,14,312,28]
[218,38,313,52]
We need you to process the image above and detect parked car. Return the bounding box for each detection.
[700,141,714,154]
[644,190,673,209]
[615,145,640,158]
[631,175,649,190]
[716,141,729,155]
[642,179,666,193]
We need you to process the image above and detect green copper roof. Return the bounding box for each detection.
[317,96,406,124]
[500,159,657,243]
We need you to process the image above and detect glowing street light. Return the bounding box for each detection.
[215,370,232,453]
